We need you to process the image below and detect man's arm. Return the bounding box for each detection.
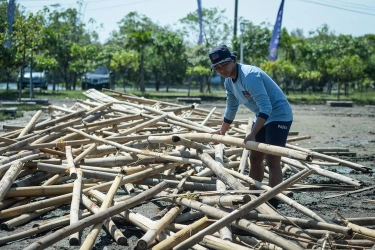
[212,87,239,135]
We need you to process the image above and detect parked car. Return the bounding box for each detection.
[82,66,111,90]
[17,67,48,90]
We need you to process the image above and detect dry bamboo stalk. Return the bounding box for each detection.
[13,171,55,187]
[324,184,375,199]
[1,205,59,230]
[336,212,375,241]
[0,161,23,201]
[108,113,168,137]
[282,157,361,186]
[84,102,113,115]
[224,168,328,223]
[214,144,232,242]
[286,143,371,172]
[4,183,98,197]
[0,134,42,155]
[80,174,123,249]
[238,212,352,235]
[148,135,209,150]
[137,205,183,250]
[36,163,117,180]
[197,151,246,191]
[35,110,86,130]
[134,178,217,191]
[73,143,97,165]
[199,195,251,207]
[238,118,252,175]
[200,107,217,126]
[151,216,209,250]
[17,110,43,138]
[0,151,44,171]
[69,168,83,245]
[116,100,215,133]
[24,181,168,250]
[286,135,312,142]
[81,194,127,245]
[173,169,313,250]
[202,235,251,250]
[0,211,91,246]
[67,128,203,166]
[165,134,313,162]
[37,117,83,134]
[65,145,77,178]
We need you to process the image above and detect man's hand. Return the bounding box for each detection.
[244,133,256,144]
[211,129,225,135]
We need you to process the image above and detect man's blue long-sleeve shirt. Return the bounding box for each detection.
[223,64,293,124]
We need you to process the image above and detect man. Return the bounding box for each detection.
[209,45,293,205]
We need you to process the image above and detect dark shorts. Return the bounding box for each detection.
[253,120,292,147]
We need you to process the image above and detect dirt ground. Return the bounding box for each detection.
[0,99,374,249]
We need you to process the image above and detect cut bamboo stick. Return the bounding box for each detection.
[0,161,23,201]
[69,168,83,245]
[17,110,43,138]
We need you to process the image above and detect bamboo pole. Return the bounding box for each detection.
[173,169,314,250]
[67,128,203,166]
[202,235,251,250]
[224,168,328,223]
[286,143,371,172]
[238,118,252,174]
[24,182,168,250]
[197,151,246,191]
[151,216,209,250]
[17,110,43,138]
[137,205,183,250]
[0,161,23,201]
[69,168,83,245]
[73,143,97,165]
[214,144,232,241]
[65,145,77,178]
[81,195,127,245]
[80,174,123,249]
[167,134,313,162]
[281,157,361,186]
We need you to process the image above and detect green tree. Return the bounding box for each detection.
[116,12,154,92]
[153,27,187,92]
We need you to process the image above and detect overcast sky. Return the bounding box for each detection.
[18,0,375,43]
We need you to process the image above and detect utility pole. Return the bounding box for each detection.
[234,0,238,37]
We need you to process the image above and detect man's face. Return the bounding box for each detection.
[214,61,236,78]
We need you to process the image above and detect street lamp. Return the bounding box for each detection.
[240,22,245,64]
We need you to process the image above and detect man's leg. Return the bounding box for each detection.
[265,154,282,187]
[249,150,265,188]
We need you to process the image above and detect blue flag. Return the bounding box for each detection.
[269,0,285,61]
[4,0,16,48]
[197,0,203,45]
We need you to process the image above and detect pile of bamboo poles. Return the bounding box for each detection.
[0,88,373,250]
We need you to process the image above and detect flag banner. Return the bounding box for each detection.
[269,0,285,61]
[197,0,203,45]
[4,0,16,47]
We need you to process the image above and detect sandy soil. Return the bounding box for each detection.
[0,100,374,249]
